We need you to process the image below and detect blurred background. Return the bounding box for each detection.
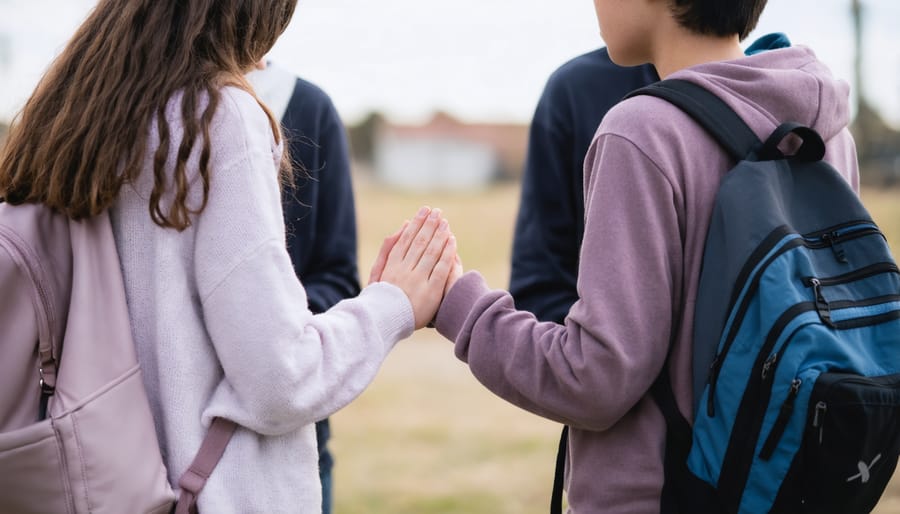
[1,1,898,513]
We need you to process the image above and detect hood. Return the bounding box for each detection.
[670,45,852,143]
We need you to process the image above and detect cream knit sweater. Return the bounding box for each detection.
[111,87,414,513]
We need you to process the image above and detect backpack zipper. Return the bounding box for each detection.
[0,225,58,418]
[758,378,802,460]
[813,401,827,444]
[805,262,900,328]
[706,222,884,417]
[715,303,817,507]
[804,223,884,263]
[718,297,900,504]
[805,262,899,287]
[759,300,900,460]
[733,267,899,446]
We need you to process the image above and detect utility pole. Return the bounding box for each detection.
[850,0,868,159]
[851,0,863,115]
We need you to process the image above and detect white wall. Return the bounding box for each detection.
[374,136,498,190]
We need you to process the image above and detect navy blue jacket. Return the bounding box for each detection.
[281,79,360,316]
[509,48,658,323]
[279,76,360,474]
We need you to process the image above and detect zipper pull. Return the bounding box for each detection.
[808,278,836,328]
[812,401,827,444]
[759,378,802,461]
[761,354,777,381]
[822,232,848,263]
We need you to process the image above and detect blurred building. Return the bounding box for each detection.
[351,111,528,191]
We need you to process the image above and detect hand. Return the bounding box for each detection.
[370,206,458,329]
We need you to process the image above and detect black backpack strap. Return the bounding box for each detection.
[550,425,568,514]
[627,78,748,514]
[625,79,762,161]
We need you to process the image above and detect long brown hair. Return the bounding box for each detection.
[0,0,297,230]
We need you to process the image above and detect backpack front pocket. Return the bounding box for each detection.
[773,372,900,514]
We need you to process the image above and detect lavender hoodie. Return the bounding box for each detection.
[435,46,859,513]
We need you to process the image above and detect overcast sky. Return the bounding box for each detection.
[1,0,898,127]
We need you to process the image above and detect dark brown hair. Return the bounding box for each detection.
[0,0,297,229]
[669,0,768,40]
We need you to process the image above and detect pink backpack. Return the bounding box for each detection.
[0,202,235,514]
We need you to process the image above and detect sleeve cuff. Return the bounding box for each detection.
[434,271,491,342]
[358,282,416,349]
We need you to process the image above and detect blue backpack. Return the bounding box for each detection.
[630,79,900,514]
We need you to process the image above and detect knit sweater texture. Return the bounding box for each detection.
[111,86,414,513]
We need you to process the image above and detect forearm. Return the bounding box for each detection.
[437,272,668,431]
[201,247,413,436]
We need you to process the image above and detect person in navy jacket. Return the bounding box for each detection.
[507,48,657,507]
[249,62,359,514]
[509,48,657,323]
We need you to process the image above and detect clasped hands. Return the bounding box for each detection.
[369,206,463,329]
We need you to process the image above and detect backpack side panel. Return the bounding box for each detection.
[691,158,873,412]
[688,157,900,513]
[0,243,42,431]
[0,202,72,431]
[0,204,176,513]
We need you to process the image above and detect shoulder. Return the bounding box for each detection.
[588,93,718,190]
[585,89,741,211]
[543,49,613,96]
[214,86,281,158]
[538,49,658,125]
[284,76,342,129]
[217,86,274,133]
[551,49,616,80]
[599,94,700,152]
[546,48,655,95]
[290,77,334,109]
[281,77,345,141]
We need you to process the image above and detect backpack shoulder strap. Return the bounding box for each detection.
[175,417,238,514]
[625,79,761,161]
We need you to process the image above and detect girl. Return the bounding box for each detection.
[0,1,456,512]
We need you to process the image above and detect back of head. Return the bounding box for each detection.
[668,0,768,40]
[0,0,297,230]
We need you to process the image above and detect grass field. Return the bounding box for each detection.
[331,178,900,514]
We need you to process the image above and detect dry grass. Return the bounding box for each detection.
[332,178,900,514]
[862,187,900,256]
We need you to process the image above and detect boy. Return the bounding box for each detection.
[433,0,859,512]
[509,46,657,508]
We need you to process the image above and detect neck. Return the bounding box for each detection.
[651,26,745,79]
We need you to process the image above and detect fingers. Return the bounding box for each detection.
[428,234,457,285]
[387,206,432,267]
[373,206,462,329]
[399,208,444,268]
[414,217,451,277]
[369,221,407,285]
[387,207,446,267]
